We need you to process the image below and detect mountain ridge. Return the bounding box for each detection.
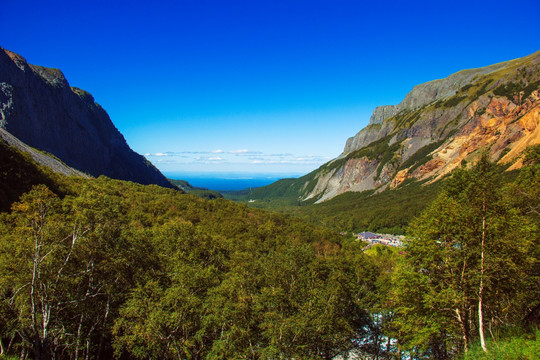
[244,50,540,203]
[0,48,173,188]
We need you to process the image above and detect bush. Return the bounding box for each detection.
[462,328,540,360]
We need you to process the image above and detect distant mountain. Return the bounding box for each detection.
[0,48,173,188]
[249,50,540,203]
[168,178,223,199]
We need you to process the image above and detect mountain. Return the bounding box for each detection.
[247,50,540,203]
[0,127,88,178]
[0,48,173,188]
[168,178,223,199]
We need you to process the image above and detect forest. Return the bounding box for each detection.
[0,143,538,360]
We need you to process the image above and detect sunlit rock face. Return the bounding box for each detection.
[0,48,173,188]
[301,51,540,202]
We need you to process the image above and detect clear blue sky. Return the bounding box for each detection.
[2,0,539,175]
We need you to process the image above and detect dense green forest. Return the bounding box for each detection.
[0,142,538,359]
[168,179,223,200]
[224,161,522,236]
[226,178,451,235]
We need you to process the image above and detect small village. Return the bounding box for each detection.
[345,231,405,250]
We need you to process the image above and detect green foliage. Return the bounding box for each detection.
[375,140,402,179]
[247,177,306,199]
[441,94,467,108]
[168,178,223,199]
[492,80,540,101]
[522,79,540,100]
[189,189,223,199]
[224,171,321,208]
[0,140,62,212]
[390,108,423,129]
[460,84,473,92]
[493,81,523,99]
[472,79,493,100]
[462,328,540,360]
[389,154,539,358]
[240,178,443,235]
[2,126,538,359]
[0,151,380,359]
[497,147,511,161]
[398,139,446,173]
[298,180,442,234]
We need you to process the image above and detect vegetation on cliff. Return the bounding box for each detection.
[235,51,539,205]
[168,178,223,200]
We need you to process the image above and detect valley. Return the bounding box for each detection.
[0,45,538,360]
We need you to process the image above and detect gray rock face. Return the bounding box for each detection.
[0,48,173,188]
[343,59,510,154]
[368,105,398,125]
[303,50,540,202]
[0,128,88,177]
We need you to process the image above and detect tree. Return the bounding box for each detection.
[0,185,83,359]
[504,145,540,324]
[0,182,150,359]
[391,155,535,357]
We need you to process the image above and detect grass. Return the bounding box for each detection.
[462,328,540,360]
[375,140,402,179]
[397,139,446,173]
[441,94,467,108]
[391,108,423,128]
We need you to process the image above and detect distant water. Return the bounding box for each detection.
[164,172,301,191]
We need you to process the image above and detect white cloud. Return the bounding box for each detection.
[229,149,249,154]
[144,148,331,170]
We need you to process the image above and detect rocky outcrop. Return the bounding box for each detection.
[304,157,380,202]
[0,48,173,188]
[298,50,540,203]
[344,58,513,154]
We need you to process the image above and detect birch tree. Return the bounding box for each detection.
[392,155,535,357]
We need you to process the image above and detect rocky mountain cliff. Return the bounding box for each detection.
[251,50,540,203]
[0,48,173,188]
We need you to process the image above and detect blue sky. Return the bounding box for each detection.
[2,0,539,175]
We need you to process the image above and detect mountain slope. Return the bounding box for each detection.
[0,48,173,188]
[0,133,66,212]
[168,178,224,199]
[248,50,540,203]
[0,128,88,177]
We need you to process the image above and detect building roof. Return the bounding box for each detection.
[358,231,379,239]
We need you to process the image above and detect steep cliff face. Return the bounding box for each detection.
[306,51,540,202]
[255,51,540,204]
[343,59,510,153]
[0,128,88,177]
[0,48,173,188]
